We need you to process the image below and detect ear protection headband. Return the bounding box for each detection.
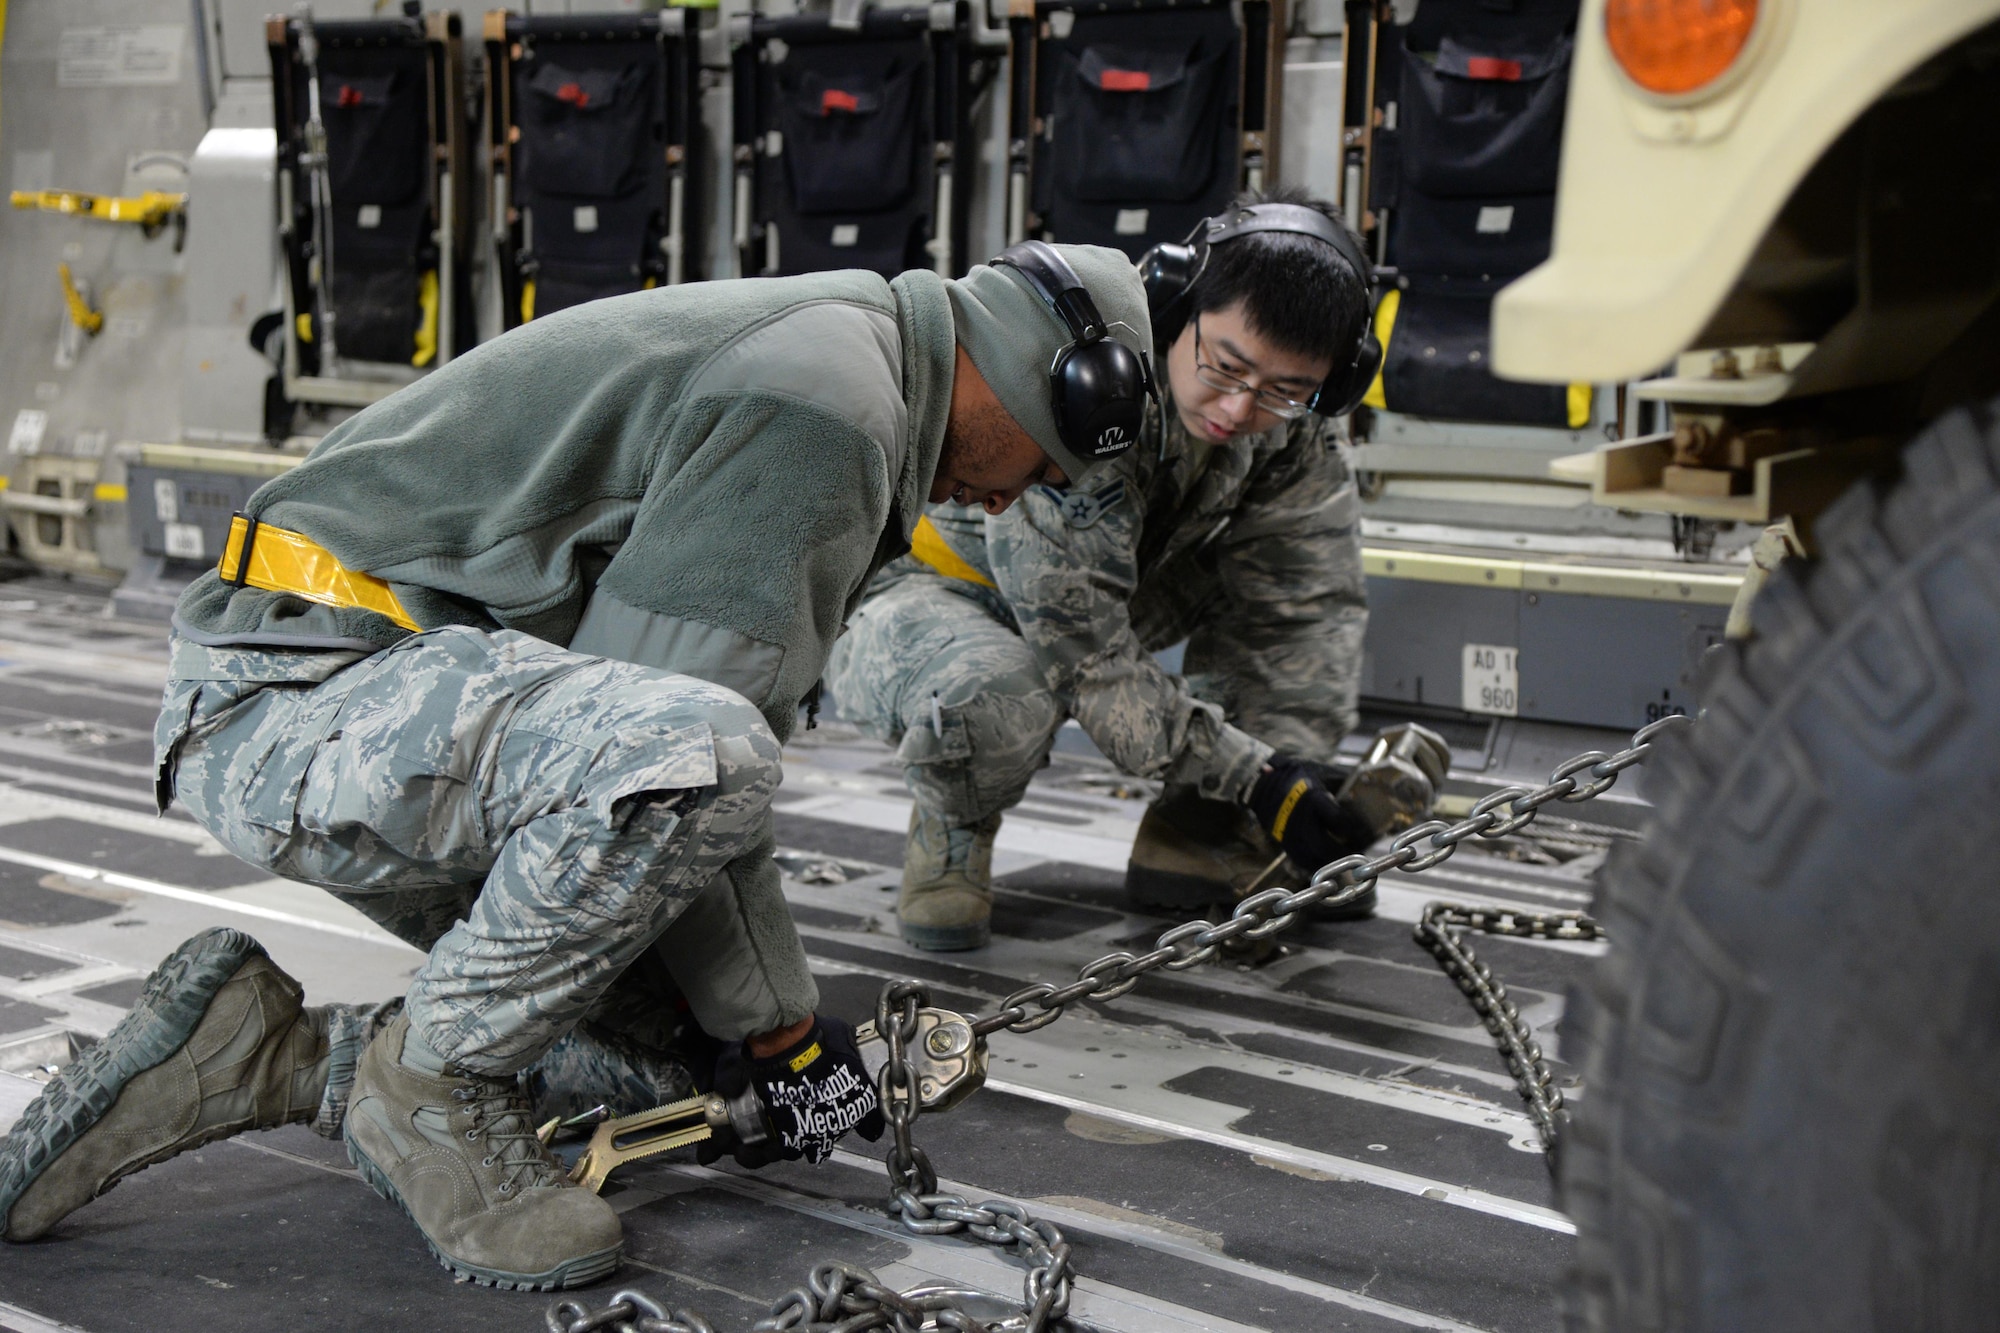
[990,240,1156,465]
[1138,203,1384,418]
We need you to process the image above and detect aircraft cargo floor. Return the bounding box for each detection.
[0,579,1647,1333]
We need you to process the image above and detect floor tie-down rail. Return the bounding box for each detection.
[548,716,1692,1333]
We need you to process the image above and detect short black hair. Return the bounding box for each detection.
[1182,186,1369,367]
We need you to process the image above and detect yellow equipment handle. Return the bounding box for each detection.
[11,188,186,231]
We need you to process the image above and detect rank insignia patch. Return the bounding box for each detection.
[1050,478,1126,529]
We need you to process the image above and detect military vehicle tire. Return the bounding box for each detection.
[1562,399,2000,1331]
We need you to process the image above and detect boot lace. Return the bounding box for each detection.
[452,1079,560,1195]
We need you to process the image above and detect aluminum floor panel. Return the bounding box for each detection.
[0,587,1647,1332]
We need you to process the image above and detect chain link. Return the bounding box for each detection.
[968,715,1689,1040]
[546,714,1691,1332]
[876,980,1074,1331]
[1413,902,1606,1157]
[547,1289,717,1333]
[878,981,937,1199]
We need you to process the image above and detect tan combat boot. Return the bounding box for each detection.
[898,807,1001,951]
[1124,788,1378,922]
[344,1013,622,1290]
[0,927,331,1241]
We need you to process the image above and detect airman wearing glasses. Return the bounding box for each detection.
[828,187,1393,950]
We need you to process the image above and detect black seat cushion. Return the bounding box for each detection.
[776,60,921,215]
[521,60,655,200]
[748,22,937,276]
[318,61,427,206]
[299,42,434,362]
[1029,6,1241,260]
[1058,40,1228,203]
[1381,281,1570,426]
[1400,32,1570,199]
[1379,6,1575,280]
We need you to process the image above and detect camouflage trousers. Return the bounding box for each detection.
[158,626,782,1094]
[826,577,1062,829]
[298,942,704,1139]
[312,978,704,1140]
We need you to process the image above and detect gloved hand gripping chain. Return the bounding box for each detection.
[548,714,1693,1332]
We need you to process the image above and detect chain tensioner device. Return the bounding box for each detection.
[562,1005,987,1192]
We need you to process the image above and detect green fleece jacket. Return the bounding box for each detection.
[172,269,955,1037]
[178,271,952,740]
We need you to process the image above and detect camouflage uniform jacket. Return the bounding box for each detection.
[909,394,1366,804]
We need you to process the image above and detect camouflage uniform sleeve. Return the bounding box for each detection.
[986,471,1273,805]
[1189,418,1367,762]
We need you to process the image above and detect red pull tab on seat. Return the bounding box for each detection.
[821,88,860,114]
[336,84,364,108]
[1098,68,1152,92]
[556,81,591,107]
[1464,56,1523,80]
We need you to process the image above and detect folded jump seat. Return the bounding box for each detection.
[1362,0,1582,426]
[1007,0,1282,259]
[485,9,705,324]
[267,10,469,382]
[731,3,993,279]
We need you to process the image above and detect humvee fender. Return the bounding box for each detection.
[1494,0,2000,384]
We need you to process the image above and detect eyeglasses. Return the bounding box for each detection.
[1191,315,1316,419]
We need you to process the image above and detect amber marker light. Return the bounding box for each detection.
[1605,0,1760,98]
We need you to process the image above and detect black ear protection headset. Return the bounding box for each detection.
[1138,203,1384,418]
[989,240,1156,464]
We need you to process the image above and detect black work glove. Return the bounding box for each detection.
[1247,754,1379,879]
[697,1016,885,1169]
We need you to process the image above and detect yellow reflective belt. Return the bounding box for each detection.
[909,516,995,589]
[218,515,421,633]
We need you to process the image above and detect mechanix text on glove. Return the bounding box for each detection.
[764,1053,877,1155]
[700,1016,885,1168]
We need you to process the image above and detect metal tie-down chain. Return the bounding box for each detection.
[1413,903,1604,1154]
[876,981,1075,1332]
[549,715,1692,1333]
